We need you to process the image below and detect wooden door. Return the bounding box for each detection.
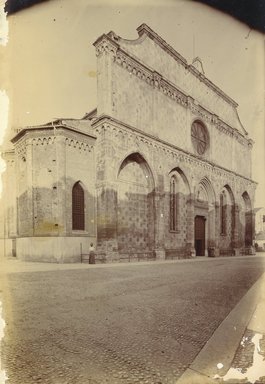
[195,216,206,256]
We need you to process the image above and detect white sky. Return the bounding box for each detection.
[0,0,264,206]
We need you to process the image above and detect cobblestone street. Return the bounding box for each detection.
[1,255,265,384]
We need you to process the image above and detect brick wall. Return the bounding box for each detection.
[64,136,96,237]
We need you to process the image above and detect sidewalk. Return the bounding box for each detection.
[177,271,265,384]
[1,253,265,274]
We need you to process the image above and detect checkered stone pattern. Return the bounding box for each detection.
[117,160,154,255]
[219,204,233,252]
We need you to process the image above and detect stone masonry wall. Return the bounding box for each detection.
[118,29,243,132]
[93,118,256,260]
[0,150,17,257]
[32,136,58,236]
[110,58,251,179]
[95,30,253,180]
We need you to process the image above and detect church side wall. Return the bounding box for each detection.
[32,136,58,236]
[13,129,96,262]
[64,136,96,241]
[0,151,17,257]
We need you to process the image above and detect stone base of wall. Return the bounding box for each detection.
[116,251,156,263]
[219,248,235,256]
[154,248,165,260]
[15,236,96,263]
[165,247,191,260]
[240,246,256,255]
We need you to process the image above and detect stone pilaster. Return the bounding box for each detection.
[54,134,67,236]
[154,189,165,260]
[232,204,242,254]
[186,194,196,257]
[94,35,118,116]
[96,182,119,262]
[26,139,34,236]
[208,202,218,256]
[212,202,220,257]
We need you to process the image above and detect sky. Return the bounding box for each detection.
[0,0,264,206]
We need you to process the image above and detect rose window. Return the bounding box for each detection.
[191,121,209,155]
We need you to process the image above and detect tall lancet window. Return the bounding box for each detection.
[72,182,85,230]
[220,191,227,235]
[170,176,178,231]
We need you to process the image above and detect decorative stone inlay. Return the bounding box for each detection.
[29,133,93,153]
[94,35,118,57]
[65,138,93,152]
[32,137,55,146]
[93,117,254,189]
[15,142,27,159]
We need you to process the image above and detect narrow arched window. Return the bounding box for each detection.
[220,191,226,235]
[170,176,178,231]
[72,182,85,230]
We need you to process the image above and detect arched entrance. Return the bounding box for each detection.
[117,153,155,259]
[219,184,235,254]
[242,192,253,247]
[194,178,216,256]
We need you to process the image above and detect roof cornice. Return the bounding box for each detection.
[136,23,187,66]
[11,122,97,143]
[110,46,250,145]
[91,114,256,186]
[102,23,238,109]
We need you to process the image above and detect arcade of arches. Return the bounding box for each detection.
[95,152,255,261]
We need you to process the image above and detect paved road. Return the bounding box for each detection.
[1,255,265,384]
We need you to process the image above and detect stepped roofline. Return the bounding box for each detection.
[94,23,239,110]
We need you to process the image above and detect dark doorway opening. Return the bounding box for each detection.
[195,215,206,256]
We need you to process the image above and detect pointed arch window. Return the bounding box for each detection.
[220,191,227,235]
[242,192,252,247]
[72,182,85,230]
[170,176,178,231]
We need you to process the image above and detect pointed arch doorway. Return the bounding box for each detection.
[194,177,216,257]
[195,215,206,256]
[117,153,155,259]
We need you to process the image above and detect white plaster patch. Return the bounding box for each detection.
[214,333,265,384]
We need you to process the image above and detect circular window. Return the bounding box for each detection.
[191,121,209,155]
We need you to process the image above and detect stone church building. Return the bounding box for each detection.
[0,24,256,262]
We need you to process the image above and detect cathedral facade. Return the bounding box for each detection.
[0,24,256,262]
